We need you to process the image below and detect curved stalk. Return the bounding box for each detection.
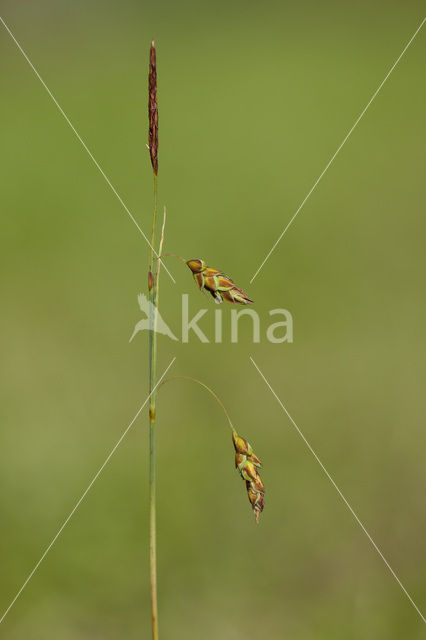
[157,376,234,431]
[156,253,187,263]
[157,376,265,525]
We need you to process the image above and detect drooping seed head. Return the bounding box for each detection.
[232,429,265,523]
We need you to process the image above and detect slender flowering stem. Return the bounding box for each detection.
[148,39,159,640]
[148,175,159,640]
[144,37,264,640]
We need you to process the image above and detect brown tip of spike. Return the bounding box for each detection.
[148,269,154,292]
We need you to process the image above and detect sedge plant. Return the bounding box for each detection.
[146,41,264,640]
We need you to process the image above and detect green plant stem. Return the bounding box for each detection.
[158,376,235,431]
[149,174,159,640]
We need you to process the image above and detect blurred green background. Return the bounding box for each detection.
[1,1,425,638]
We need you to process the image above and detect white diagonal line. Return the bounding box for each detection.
[0,16,175,284]
[250,17,426,283]
[250,356,426,624]
[0,356,176,626]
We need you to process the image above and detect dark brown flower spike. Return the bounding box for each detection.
[148,40,158,175]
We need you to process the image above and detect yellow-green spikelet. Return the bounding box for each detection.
[186,259,254,305]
